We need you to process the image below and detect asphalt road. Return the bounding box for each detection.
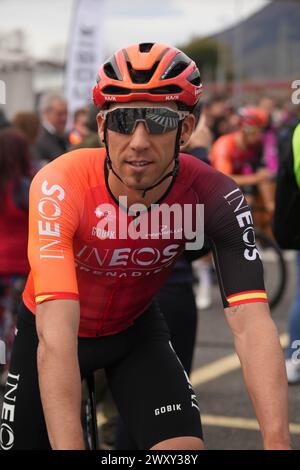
[191,253,300,450]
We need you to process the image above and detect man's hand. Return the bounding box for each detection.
[232,168,273,188]
[36,299,85,450]
[225,302,292,450]
[181,112,212,151]
[254,168,273,184]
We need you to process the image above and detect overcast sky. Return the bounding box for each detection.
[0,0,270,59]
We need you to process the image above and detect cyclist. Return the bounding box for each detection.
[209,106,275,214]
[0,42,290,450]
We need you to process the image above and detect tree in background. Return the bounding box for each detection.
[179,36,233,84]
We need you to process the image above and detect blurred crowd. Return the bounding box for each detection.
[1,91,300,182]
[0,91,300,447]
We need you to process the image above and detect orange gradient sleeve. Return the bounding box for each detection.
[27,157,82,305]
[209,135,234,175]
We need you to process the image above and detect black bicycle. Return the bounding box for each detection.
[254,231,287,310]
[82,374,99,450]
[251,202,287,310]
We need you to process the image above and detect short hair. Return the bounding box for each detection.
[38,93,67,115]
[202,93,229,108]
[12,112,40,145]
[73,107,88,123]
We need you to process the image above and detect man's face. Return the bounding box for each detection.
[259,97,274,116]
[242,126,263,147]
[75,113,89,138]
[45,100,68,134]
[210,100,227,118]
[97,101,195,191]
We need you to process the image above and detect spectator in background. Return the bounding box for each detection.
[69,107,89,146]
[34,93,69,163]
[210,106,274,213]
[12,112,40,146]
[277,104,300,161]
[0,128,32,386]
[70,104,102,149]
[227,109,241,132]
[259,96,275,117]
[0,109,9,130]
[273,123,300,383]
[12,112,41,172]
[258,96,279,174]
[202,93,230,141]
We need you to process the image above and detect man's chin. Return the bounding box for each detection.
[119,173,148,189]
[126,180,150,192]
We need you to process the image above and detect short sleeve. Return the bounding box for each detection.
[209,137,233,175]
[202,169,267,308]
[27,161,82,305]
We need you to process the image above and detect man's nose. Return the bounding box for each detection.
[129,122,151,151]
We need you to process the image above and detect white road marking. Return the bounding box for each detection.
[191,333,289,386]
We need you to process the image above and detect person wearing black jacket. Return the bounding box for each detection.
[273,123,300,383]
[274,123,300,249]
[0,109,9,130]
[34,94,69,163]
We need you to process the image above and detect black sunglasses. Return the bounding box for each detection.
[99,107,189,135]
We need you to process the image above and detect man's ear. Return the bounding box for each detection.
[97,113,105,143]
[180,113,195,146]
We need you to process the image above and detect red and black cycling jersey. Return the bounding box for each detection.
[23,148,267,337]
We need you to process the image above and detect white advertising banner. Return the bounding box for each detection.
[65,0,106,126]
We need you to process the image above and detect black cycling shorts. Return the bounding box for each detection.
[0,301,202,450]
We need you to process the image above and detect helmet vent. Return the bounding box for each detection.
[102,84,182,96]
[127,62,160,84]
[163,62,188,79]
[187,69,201,86]
[102,85,132,95]
[150,85,182,94]
[139,43,155,52]
[190,76,201,86]
[104,62,119,80]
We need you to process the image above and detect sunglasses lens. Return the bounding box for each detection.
[106,108,181,135]
[244,125,260,134]
[106,108,134,134]
[145,108,180,134]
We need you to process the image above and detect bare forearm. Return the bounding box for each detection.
[234,318,290,448]
[36,299,83,449]
[231,174,258,186]
[258,180,275,212]
[37,340,84,450]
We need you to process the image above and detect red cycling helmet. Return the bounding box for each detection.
[239,107,268,129]
[93,42,202,110]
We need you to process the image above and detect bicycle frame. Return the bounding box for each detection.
[85,374,99,450]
